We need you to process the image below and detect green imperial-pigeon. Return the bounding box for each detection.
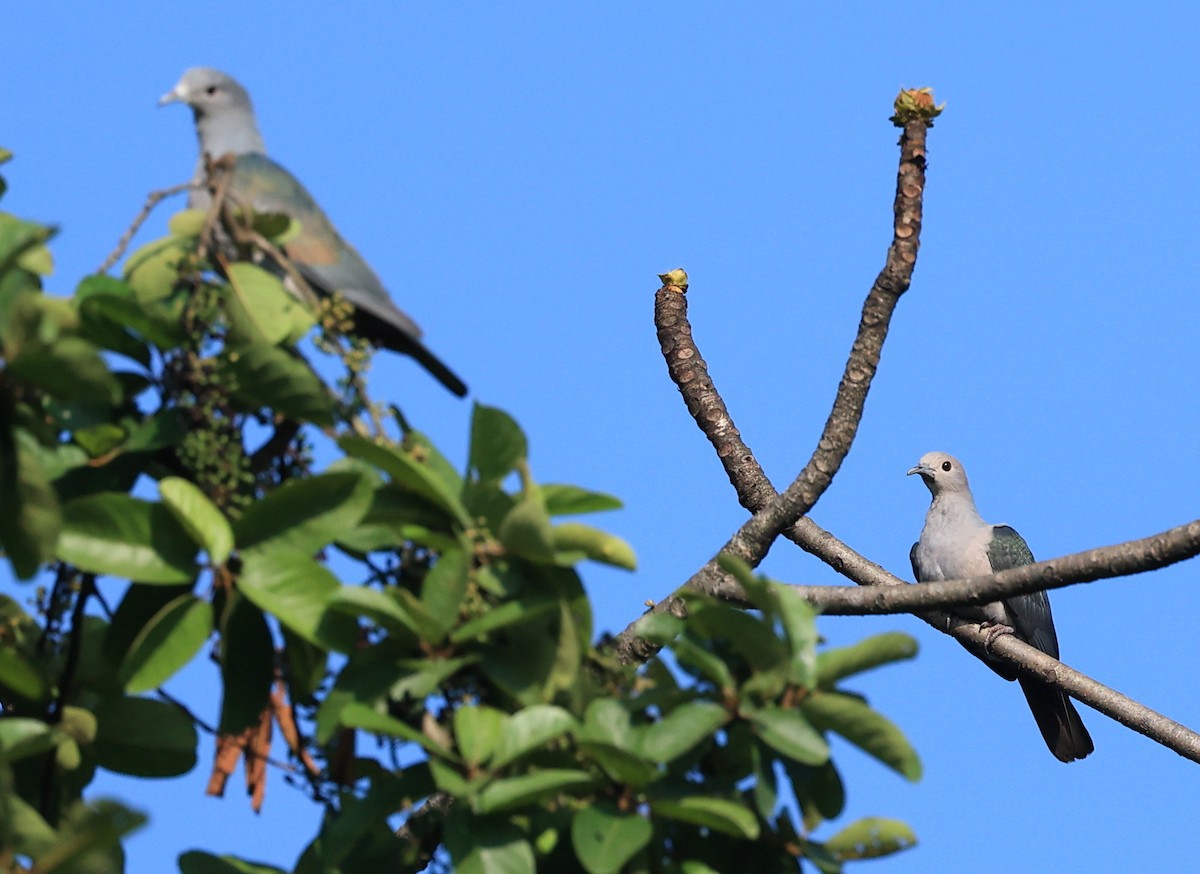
[908,451,1093,762]
[160,67,467,397]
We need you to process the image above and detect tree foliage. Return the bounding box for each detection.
[0,148,919,872]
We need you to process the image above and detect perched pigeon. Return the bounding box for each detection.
[908,451,1093,762]
[160,67,467,397]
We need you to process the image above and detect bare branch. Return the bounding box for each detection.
[952,620,1200,764]
[786,519,1200,614]
[97,181,195,274]
[613,112,931,664]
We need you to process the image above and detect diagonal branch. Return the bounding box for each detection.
[97,181,196,274]
[613,108,931,664]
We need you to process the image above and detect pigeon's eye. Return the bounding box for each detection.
[941,461,952,472]
[205,86,218,96]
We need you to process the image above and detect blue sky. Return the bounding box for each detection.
[4,2,1200,871]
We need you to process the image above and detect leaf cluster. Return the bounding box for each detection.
[0,152,918,873]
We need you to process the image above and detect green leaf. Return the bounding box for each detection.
[0,792,57,861]
[469,403,527,482]
[775,585,819,688]
[0,717,57,760]
[388,656,477,705]
[428,757,470,796]
[421,545,469,639]
[335,483,456,553]
[635,700,728,763]
[474,769,595,814]
[0,210,46,253]
[750,739,777,821]
[449,594,558,644]
[237,551,360,653]
[577,700,658,783]
[160,476,234,564]
[72,422,128,458]
[93,696,198,776]
[250,211,297,242]
[118,594,212,693]
[498,495,556,562]
[340,435,471,528]
[235,470,373,555]
[551,522,636,570]
[687,603,785,671]
[0,421,60,579]
[222,343,334,425]
[445,812,535,874]
[338,701,454,759]
[281,626,326,704]
[179,850,288,874]
[76,283,152,367]
[474,566,588,706]
[815,632,919,688]
[122,409,186,454]
[167,209,207,238]
[572,804,653,874]
[745,705,830,766]
[545,598,583,698]
[122,234,191,302]
[577,741,658,786]
[306,771,420,868]
[824,817,917,860]
[541,483,622,516]
[219,596,276,733]
[669,636,735,692]
[76,291,187,350]
[103,582,194,666]
[787,760,846,829]
[325,586,421,639]
[650,794,760,840]
[22,439,88,483]
[224,262,314,346]
[33,799,147,873]
[17,244,53,276]
[801,691,922,781]
[57,493,198,583]
[491,705,577,769]
[580,699,634,749]
[634,612,684,645]
[454,705,506,768]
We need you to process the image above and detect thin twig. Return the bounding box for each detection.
[97,182,195,274]
[40,573,92,817]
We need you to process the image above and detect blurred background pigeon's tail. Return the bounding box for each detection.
[355,309,468,397]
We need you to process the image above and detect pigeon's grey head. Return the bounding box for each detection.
[160,68,264,156]
[159,67,252,116]
[907,451,971,496]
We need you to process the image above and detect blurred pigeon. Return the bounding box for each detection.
[908,451,1093,762]
[160,67,466,397]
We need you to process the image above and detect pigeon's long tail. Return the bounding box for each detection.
[1018,678,1094,763]
[354,310,468,398]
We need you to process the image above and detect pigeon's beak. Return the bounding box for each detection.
[906,463,932,478]
[158,84,184,107]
